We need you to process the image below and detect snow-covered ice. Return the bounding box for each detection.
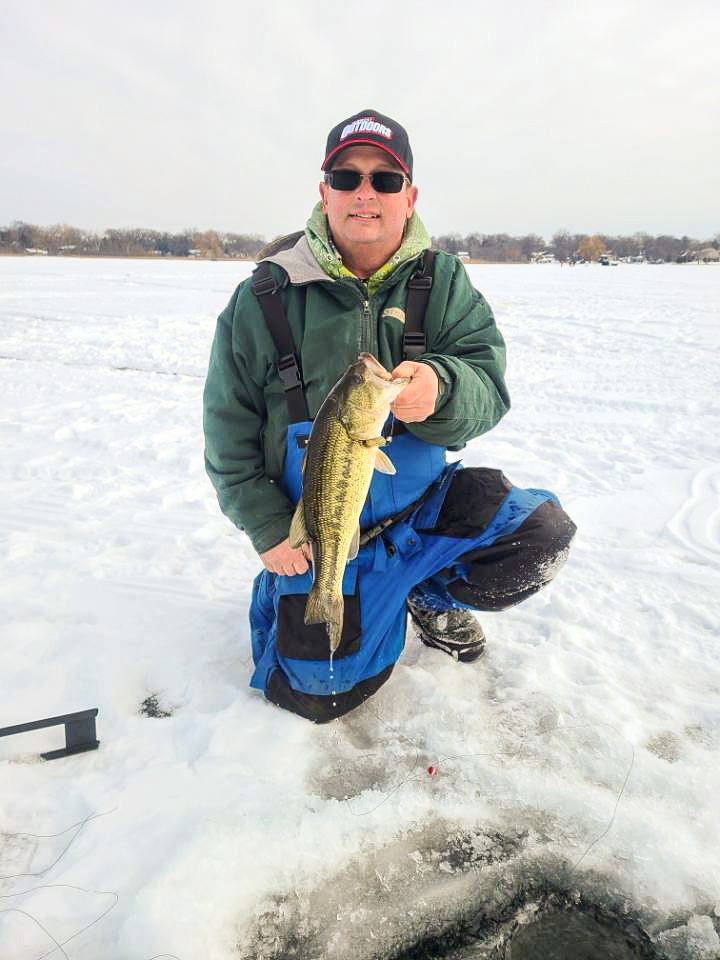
[1,257,719,959]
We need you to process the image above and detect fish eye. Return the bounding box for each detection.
[350,373,364,386]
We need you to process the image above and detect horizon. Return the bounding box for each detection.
[3,217,719,246]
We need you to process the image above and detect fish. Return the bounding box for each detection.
[288,353,411,664]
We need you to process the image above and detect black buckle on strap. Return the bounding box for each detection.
[408,273,432,289]
[277,353,302,390]
[403,331,426,355]
[251,275,277,297]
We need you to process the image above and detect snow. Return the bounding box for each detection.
[1,257,719,959]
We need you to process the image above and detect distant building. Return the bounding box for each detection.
[699,247,719,262]
[456,251,470,262]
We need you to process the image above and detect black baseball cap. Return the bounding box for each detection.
[321,109,413,181]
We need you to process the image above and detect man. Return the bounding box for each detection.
[203,109,575,722]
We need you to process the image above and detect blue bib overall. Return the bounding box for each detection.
[249,421,557,698]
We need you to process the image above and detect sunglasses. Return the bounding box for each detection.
[324,169,408,193]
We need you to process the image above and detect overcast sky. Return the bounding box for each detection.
[2,0,718,241]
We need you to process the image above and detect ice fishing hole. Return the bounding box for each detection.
[504,905,656,960]
[396,901,656,960]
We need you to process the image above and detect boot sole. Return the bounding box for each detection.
[418,633,485,663]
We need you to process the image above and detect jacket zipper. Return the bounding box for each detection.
[362,298,372,354]
[358,282,377,356]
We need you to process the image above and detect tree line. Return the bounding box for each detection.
[1,220,718,263]
[0,222,265,259]
[432,230,720,263]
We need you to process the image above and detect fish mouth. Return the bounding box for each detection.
[358,353,391,379]
[357,353,409,389]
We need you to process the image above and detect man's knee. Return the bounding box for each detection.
[432,469,576,560]
[265,665,393,723]
[520,499,577,555]
[447,499,576,611]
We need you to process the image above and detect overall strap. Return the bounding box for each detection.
[402,249,435,360]
[251,263,310,423]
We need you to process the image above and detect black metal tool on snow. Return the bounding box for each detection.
[0,708,99,760]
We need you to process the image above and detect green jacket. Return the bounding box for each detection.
[203,213,510,554]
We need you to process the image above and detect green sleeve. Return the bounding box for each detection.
[407,258,510,449]
[202,286,294,554]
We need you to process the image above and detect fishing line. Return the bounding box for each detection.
[0,890,181,960]
[0,813,184,960]
[340,697,636,874]
[0,809,118,959]
[0,884,118,960]
[569,736,635,874]
[0,808,117,882]
[0,906,69,960]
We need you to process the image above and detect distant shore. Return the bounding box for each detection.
[0,251,255,263]
[0,252,581,265]
[1,252,716,266]
[4,221,718,265]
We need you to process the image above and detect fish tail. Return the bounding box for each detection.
[305,587,345,653]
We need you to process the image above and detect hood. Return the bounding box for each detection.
[304,202,431,295]
[258,233,329,286]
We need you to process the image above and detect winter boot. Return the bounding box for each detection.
[407,598,486,663]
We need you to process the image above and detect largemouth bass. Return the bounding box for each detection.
[288,353,411,664]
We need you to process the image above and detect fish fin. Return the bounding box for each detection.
[327,621,343,655]
[288,500,309,547]
[304,586,341,624]
[373,448,396,475]
[305,588,344,654]
[347,526,360,561]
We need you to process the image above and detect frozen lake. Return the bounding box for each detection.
[1,257,719,959]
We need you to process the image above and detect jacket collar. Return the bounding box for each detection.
[259,205,431,292]
[259,234,328,286]
[303,203,431,294]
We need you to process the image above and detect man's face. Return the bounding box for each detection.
[318,145,418,258]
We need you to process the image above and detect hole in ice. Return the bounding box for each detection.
[394,900,657,959]
[239,823,665,960]
[503,904,657,960]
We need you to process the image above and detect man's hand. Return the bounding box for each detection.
[390,361,439,423]
[260,538,312,576]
